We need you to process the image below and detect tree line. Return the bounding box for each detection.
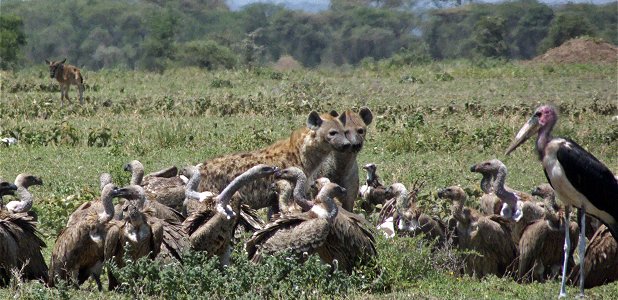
[1,0,616,71]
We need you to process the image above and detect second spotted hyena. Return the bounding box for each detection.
[316,107,373,211]
[197,111,350,213]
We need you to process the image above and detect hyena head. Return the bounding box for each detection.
[306,111,350,152]
[329,107,373,153]
[45,58,66,79]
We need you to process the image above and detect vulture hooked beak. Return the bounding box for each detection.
[437,188,446,199]
[0,182,18,197]
[505,115,541,155]
[123,163,132,172]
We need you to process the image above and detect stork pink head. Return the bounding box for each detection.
[535,105,557,127]
[505,104,558,156]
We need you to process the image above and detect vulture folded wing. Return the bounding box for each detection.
[246,215,330,263]
[146,166,178,178]
[238,204,265,232]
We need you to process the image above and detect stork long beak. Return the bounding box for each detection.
[505,116,541,155]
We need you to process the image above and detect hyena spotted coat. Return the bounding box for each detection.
[197,111,351,214]
[316,107,373,211]
[45,58,84,105]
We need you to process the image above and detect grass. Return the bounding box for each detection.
[0,60,617,299]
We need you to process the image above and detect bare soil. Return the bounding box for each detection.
[531,38,618,64]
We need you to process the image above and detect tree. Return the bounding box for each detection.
[138,9,178,71]
[538,13,595,53]
[472,16,508,58]
[0,15,26,69]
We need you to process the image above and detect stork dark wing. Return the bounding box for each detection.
[556,139,618,238]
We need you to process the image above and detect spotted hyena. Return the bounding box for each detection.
[197,111,350,214]
[45,58,84,106]
[315,107,373,211]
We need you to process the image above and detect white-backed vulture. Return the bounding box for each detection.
[518,197,579,282]
[469,162,501,215]
[0,179,47,286]
[269,179,302,216]
[0,179,18,286]
[569,225,618,288]
[471,159,545,244]
[245,182,346,265]
[438,186,517,278]
[5,174,43,218]
[49,183,119,290]
[377,182,446,248]
[183,164,279,266]
[470,159,535,217]
[125,160,187,211]
[275,169,377,272]
[105,185,164,291]
[183,166,265,233]
[358,163,388,214]
[113,184,188,264]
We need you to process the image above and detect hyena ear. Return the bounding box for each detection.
[45,59,50,64]
[359,107,373,126]
[60,58,67,64]
[306,111,323,131]
[329,110,339,117]
[338,112,346,126]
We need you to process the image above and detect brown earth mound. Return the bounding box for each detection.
[531,38,618,64]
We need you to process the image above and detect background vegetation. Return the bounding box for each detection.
[1,0,617,71]
[0,59,616,298]
[1,0,617,298]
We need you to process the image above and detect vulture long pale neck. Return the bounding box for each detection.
[480,173,494,193]
[129,162,145,185]
[100,173,113,191]
[493,165,518,207]
[99,184,116,223]
[314,187,339,221]
[8,188,34,213]
[289,171,314,211]
[185,168,202,200]
[217,166,270,205]
[451,199,465,223]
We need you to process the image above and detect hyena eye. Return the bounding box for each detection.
[357,128,365,135]
[328,130,338,136]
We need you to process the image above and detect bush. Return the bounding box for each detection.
[538,13,595,54]
[177,40,238,70]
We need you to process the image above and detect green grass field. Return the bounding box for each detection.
[0,61,616,299]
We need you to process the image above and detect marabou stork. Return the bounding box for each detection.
[505,104,618,298]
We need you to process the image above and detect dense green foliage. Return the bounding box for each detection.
[0,60,617,298]
[1,0,616,71]
[0,15,26,69]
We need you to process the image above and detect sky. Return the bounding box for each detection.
[225,0,617,12]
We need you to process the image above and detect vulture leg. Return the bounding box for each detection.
[559,207,571,298]
[578,207,586,297]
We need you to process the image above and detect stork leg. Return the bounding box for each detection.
[577,207,586,297]
[559,207,571,298]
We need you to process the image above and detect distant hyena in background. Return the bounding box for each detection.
[45,58,84,105]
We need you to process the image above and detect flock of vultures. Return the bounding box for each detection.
[0,60,616,298]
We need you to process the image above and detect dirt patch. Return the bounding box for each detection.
[273,55,303,72]
[531,38,618,64]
